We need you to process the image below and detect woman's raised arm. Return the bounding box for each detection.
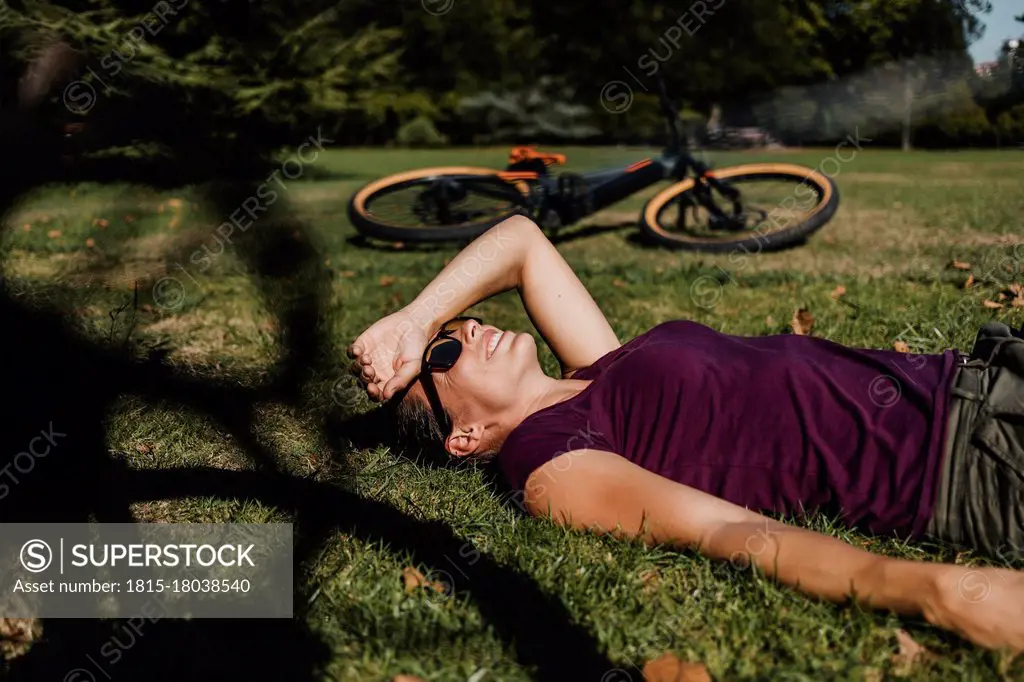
[349,215,620,400]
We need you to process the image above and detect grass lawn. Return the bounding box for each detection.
[2,146,1024,681]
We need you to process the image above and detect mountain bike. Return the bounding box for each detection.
[347,80,839,252]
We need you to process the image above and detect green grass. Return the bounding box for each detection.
[3,147,1024,681]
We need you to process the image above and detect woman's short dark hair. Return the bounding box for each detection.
[391,380,499,462]
[393,382,445,446]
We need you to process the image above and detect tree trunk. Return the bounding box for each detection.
[902,69,914,152]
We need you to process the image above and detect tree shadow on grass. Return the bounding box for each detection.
[346,220,636,252]
[548,220,635,245]
[0,49,617,682]
[623,229,810,251]
[345,233,460,253]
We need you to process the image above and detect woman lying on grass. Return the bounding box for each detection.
[348,215,1024,653]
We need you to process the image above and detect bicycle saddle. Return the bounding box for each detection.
[507,146,566,167]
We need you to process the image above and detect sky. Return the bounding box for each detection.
[968,0,1023,63]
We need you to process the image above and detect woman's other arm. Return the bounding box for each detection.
[525,449,1024,653]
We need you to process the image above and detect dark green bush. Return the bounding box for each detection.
[456,76,600,145]
[995,104,1024,145]
[394,115,450,147]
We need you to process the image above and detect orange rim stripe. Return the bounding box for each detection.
[497,171,539,181]
[626,159,653,172]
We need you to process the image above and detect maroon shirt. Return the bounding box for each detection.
[498,321,958,538]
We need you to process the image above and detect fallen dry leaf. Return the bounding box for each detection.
[402,566,427,593]
[998,292,1008,301]
[339,270,356,278]
[162,200,181,227]
[401,566,445,594]
[862,667,884,682]
[1013,297,1024,309]
[85,238,95,248]
[0,618,40,660]
[643,652,711,682]
[983,300,1004,310]
[47,229,62,239]
[893,341,910,353]
[891,629,935,676]
[92,217,109,228]
[638,569,660,591]
[390,241,405,250]
[21,223,30,232]
[1008,283,1024,298]
[391,676,426,682]
[823,234,837,244]
[379,275,397,287]
[964,274,975,289]
[765,315,775,327]
[123,214,136,223]
[612,278,628,288]
[830,285,847,300]
[950,260,972,271]
[0,618,37,642]
[791,308,814,336]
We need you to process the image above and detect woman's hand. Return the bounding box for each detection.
[924,565,1024,652]
[348,308,432,401]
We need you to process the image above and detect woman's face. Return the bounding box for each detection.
[433,319,539,410]
[424,319,542,454]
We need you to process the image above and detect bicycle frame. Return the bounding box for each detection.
[505,76,742,229]
[516,147,742,228]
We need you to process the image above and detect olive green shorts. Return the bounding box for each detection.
[926,322,1024,561]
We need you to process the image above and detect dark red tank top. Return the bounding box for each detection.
[498,321,957,538]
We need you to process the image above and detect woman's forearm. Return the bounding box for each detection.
[399,216,619,373]
[702,520,940,615]
[402,215,540,333]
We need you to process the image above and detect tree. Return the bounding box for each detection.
[815,0,986,150]
[0,0,408,157]
[529,0,833,115]
[0,0,1011,152]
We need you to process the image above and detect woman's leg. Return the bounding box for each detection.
[927,322,1024,561]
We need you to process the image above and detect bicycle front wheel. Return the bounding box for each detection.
[639,163,839,252]
[348,166,532,242]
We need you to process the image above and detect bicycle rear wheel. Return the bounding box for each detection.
[639,163,839,252]
[348,167,532,242]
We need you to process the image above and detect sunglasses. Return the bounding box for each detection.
[422,316,482,371]
[420,316,481,436]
